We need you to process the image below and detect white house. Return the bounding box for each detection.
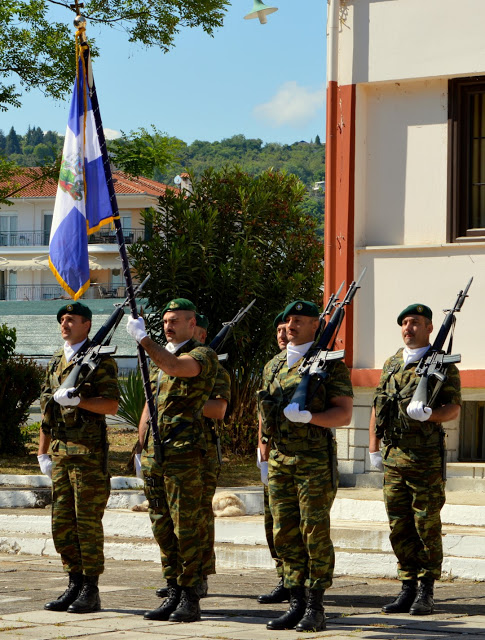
[325,0,485,481]
[0,169,173,301]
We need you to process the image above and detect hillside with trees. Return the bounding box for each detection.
[0,126,63,167]
[1,127,325,235]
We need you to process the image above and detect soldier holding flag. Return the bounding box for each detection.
[127,298,218,623]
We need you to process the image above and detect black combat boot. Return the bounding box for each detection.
[156,583,169,598]
[266,586,306,630]
[67,575,101,613]
[144,579,181,620]
[382,580,418,614]
[296,589,326,632]
[195,576,208,598]
[257,578,290,604]
[409,578,435,615]
[168,586,201,623]
[44,572,83,611]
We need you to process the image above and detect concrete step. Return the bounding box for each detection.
[1,507,484,581]
[1,477,484,525]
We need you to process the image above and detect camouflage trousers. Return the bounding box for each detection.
[143,448,203,587]
[268,449,338,590]
[51,452,110,576]
[199,438,221,577]
[263,484,283,578]
[384,453,445,581]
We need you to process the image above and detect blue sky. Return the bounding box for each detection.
[4,1,327,145]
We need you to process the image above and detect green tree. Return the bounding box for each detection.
[6,127,21,154]
[0,129,5,153]
[109,126,182,178]
[25,125,44,146]
[129,166,323,447]
[0,1,230,112]
[43,130,59,146]
[33,143,56,164]
[0,323,44,455]
[315,134,321,145]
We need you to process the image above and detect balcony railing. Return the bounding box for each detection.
[0,228,146,247]
[0,283,127,301]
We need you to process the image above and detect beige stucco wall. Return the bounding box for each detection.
[350,43,484,374]
[354,79,449,248]
[339,0,485,86]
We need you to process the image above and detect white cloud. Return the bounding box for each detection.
[103,128,121,140]
[253,81,325,127]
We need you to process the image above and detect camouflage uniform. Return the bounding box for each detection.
[263,485,283,577]
[40,342,119,576]
[260,358,283,577]
[259,350,353,590]
[200,364,231,576]
[142,338,218,587]
[374,348,461,581]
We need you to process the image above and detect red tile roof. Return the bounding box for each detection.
[2,167,175,198]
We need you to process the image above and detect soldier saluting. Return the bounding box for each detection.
[38,301,120,614]
[369,303,461,615]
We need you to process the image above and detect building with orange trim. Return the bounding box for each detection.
[325,0,485,480]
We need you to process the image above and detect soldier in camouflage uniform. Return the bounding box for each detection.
[38,301,120,614]
[369,303,461,616]
[258,300,353,632]
[127,298,218,623]
[193,314,231,595]
[257,311,289,605]
[153,313,231,600]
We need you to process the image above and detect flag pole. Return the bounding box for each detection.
[72,10,163,464]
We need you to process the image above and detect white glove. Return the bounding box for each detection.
[126,316,147,343]
[369,450,384,472]
[257,448,269,486]
[37,454,52,478]
[53,387,80,407]
[283,402,312,424]
[260,462,268,486]
[134,453,143,479]
[406,400,432,422]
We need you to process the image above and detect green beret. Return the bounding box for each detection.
[273,312,286,328]
[162,297,196,316]
[196,313,209,329]
[282,300,319,320]
[397,303,433,325]
[57,301,92,323]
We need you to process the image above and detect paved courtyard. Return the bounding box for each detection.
[0,553,484,639]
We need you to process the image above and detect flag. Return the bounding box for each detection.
[49,43,116,300]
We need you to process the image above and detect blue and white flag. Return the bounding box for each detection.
[49,47,115,300]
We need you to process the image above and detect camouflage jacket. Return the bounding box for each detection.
[258,349,353,454]
[40,340,120,454]
[373,347,461,442]
[146,338,219,455]
[203,363,231,440]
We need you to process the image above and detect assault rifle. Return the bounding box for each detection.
[411,277,472,409]
[209,298,256,359]
[60,275,151,397]
[291,268,367,412]
[208,298,256,464]
[313,280,345,344]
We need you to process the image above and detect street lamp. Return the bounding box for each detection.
[244,0,278,24]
